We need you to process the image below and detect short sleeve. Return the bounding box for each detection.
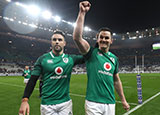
[114,58,119,74]
[70,55,85,66]
[31,56,43,76]
[83,47,94,60]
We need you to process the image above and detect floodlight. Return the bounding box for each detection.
[113,33,116,36]
[6,0,11,2]
[3,17,9,20]
[9,18,14,21]
[42,10,52,20]
[15,2,20,6]
[72,22,77,27]
[22,22,27,25]
[67,21,72,25]
[29,24,37,28]
[54,15,61,22]
[84,26,91,31]
[15,2,27,8]
[18,21,21,24]
[27,5,40,16]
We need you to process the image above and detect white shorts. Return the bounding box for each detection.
[41,100,73,115]
[85,100,115,115]
[24,79,29,84]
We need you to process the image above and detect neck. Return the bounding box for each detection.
[52,49,63,56]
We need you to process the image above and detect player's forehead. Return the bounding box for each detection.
[51,34,64,40]
[99,31,111,36]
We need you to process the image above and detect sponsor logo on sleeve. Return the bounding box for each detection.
[47,59,53,63]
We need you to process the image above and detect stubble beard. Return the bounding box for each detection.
[99,43,110,52]
[53,45,62,53]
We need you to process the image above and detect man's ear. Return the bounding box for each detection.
[111,38,113,44]
[96,33,99,39]
[64,41,66,46]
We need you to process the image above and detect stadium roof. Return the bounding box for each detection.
[1,0,160,34]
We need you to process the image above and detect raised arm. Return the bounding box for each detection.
[73,1,91,54]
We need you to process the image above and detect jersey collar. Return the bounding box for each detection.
[49,51,65,58]
[98,48,110,56]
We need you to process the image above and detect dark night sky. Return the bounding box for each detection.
[13,0,160,33]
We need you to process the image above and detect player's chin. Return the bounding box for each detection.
[54,45,62,52]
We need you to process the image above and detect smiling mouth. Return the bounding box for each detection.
[100,41,108,44]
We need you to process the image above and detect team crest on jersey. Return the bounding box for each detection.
[47,59,53,63]
[104,62,112,71]
[55,67,63,75]
[110,57,115,64]
[63,58,69,63]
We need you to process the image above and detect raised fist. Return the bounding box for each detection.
[79,1,91,13]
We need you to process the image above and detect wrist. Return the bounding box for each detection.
[121,100,127,104]
[22,98,28,102]
[79,11,86,16]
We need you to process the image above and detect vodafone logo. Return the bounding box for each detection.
[104,62,112,71]
[55,67,63,75]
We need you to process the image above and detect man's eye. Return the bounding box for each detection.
[52,38,56,41]
[100,36,109,39]
[105,36,109,39]
[100,36,104,39]
[58,39,62,41]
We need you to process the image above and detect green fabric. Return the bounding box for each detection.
[23,69,31,79]
[84,47,119,104]
[31,51,84,105]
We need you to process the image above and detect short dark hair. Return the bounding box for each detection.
[97,27,113,36]
[95,27,113,48]
[53,29,65,38]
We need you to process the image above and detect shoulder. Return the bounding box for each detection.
[68,54,81,58]
[36,52,50,62]
[84,47,97,56]
[108,51,119,64]
[41,52,51,58]
[65,54,83,60]
[108,51,118,59]
[42,52,50,57]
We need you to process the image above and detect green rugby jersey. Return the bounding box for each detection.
[31,51,84,105]
[23,69,31,79]
[84,47,119,104]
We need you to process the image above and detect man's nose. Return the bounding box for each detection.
[56,42,59,44]
[55,40,59,43]
[101,37,106,41]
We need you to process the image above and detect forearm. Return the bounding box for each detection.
[114,79,127,102]
[22,75,39,99]
[73,11,86,41]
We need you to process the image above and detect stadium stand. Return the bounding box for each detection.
[0,0,160,75]
[0,28,160,75]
